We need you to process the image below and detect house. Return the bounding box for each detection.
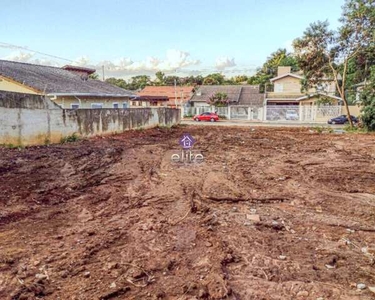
[131,95,169,107]
[189,85,263,107]
[138,86,195,108]
[266,66,341,107]
[0,60,136,109]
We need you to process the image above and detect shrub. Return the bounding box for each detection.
[359,66,375,131]
[60,133,80,144]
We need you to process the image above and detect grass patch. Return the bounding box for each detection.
[310,126,333,134]
[60,133,80,144]
[343,125,368,133]
[0,143,24,149]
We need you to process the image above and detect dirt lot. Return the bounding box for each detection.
[1,126,375,300]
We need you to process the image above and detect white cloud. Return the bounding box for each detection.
[4,51,34,63]
[3,51,62,66]
[70,49,200,77]
[215,56,236,70]
[1,49,257,79]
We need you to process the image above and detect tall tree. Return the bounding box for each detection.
[155,71,165,85]
[293,0,375,127]
[359,66,375,130]
[247,48,299,91]
[203,73,225,85]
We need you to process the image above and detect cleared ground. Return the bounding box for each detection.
[0,126,375,300]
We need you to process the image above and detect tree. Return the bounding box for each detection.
[89,73,100,80]
[127,75,151,90]
[105,77,128,89]
[359,66,375,130]
[234,75,248,84]
[207,92,229,107]
[293,0,375,127]
[203,73,225,85]
[155,71,165,85]
[247,48,299,92]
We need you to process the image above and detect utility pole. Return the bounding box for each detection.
[102,65,105,81]
[174,69,177,107]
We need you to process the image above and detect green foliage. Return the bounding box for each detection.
[203,73,225,85]
[310,126,334,134]
[247,48,299,92]
[293,0,375,127]
[359,66,375,131]
[315,96,334,106]
[343,124,367,132]
[106,76,151,91]
[89,73,100,80]
[0,143,25,150]
[155,71,165,85]
[207,92,229,107]
[60,133,80,144]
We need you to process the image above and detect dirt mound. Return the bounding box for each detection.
[0,126,375,299]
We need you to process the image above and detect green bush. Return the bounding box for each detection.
[60,133,80,144]
[360,66,375,131]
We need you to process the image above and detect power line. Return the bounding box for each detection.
[0,42,73,63]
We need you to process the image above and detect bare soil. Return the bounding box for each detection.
[0,126,375,300]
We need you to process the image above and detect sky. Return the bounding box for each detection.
[0,0,344,79]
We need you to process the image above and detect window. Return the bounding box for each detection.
[113,103,119,109]
[71,103,80,109]
[123,102,128,109]
[91,103,103,109]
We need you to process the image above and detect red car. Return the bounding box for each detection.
[193,112,219,122]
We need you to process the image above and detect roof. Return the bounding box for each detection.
[296,93,342,101]
[0,60,135,98]
[138,86,194,99]
[138,86,195,106]
[190,85,263,106]
[136,95,169,101]
[270,73,303,82]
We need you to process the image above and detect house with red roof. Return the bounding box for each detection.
[137,86,195,108]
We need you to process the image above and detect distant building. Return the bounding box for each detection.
[132,95,169,107]
[266,66,341,107]
[138,86,195,108]
[189,85,263,107]
[0,60,136,109]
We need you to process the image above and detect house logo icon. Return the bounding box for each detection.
[179,133,195,149]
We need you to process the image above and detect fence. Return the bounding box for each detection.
[183,106,263,121]
[266,105,343,122]
[266,105,300,121]
[0,92,181,146]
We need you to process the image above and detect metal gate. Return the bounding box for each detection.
[266,105,299,121]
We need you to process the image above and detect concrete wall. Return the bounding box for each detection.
[0,91,180,146]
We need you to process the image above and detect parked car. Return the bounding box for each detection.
[193,112,219,122]
[285,110,299,121]
[327,115,358,124]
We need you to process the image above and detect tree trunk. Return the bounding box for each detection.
[342,96,354,127]
[341,59,353,128]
